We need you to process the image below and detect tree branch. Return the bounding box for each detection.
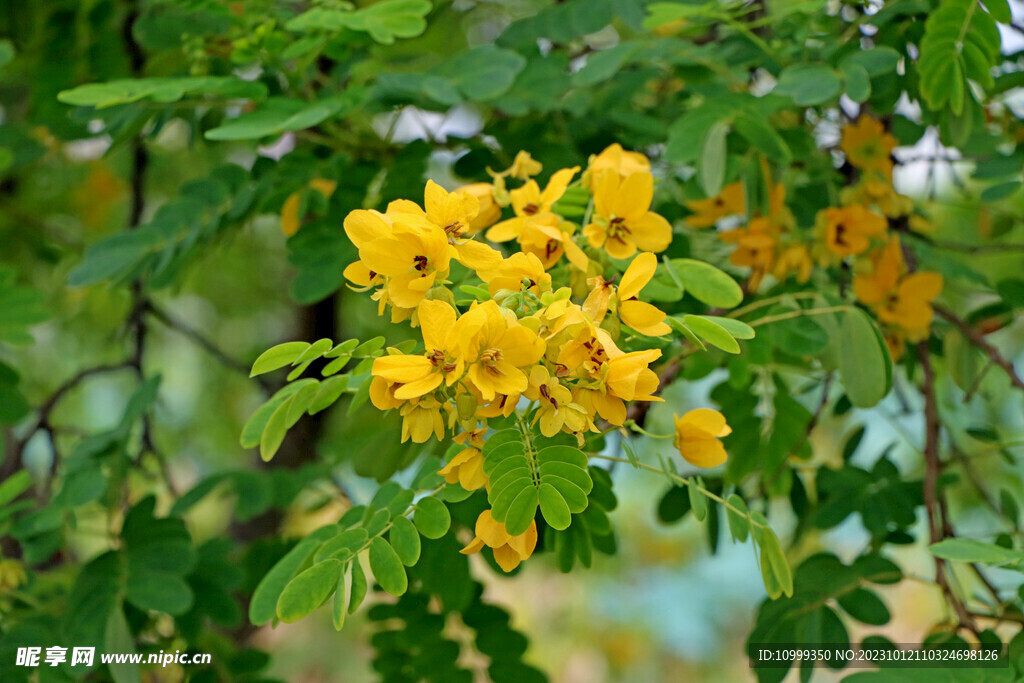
[145,302,272,392]
[917,342,977,634]
[934,305,1024,393]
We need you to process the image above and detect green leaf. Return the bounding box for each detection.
[348,559,367,614]
[105,603,140,683]
[775,63,843,105]
[388,516,421,567]
[837,587,890,625]
[251,342,311,376]
[68,229,165,287]
[837,308,892,408]
[434,45,527,101]
[843,47,901,77]
[505,487,539,536]
[688,477,708,522]
[682,315,741,354]
[314,528,369,563]
[332,564,349,631]
[701,316,755,339]
[368,537,408,596]
[58,76,267,108]
[733,113,791,163]
[669,259,743,308]
[276,559,343,623]
[929,538,1024,566]
[725,494,749,542]
[249,525,338,625]
[840,62,871,103]
[760,527,794,598]
[260,399,291,462]
[126,570,194,615]
[698,121,729,197]
[538,483,572,530]
[414,497,451,539]
[205,92,364,141]
[0,471,32,506]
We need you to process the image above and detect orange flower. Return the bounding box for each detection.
[840,117,897,179]
[685,182,745,228]
[819,205,887,258]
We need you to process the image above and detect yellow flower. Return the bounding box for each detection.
[458,182,503,232]
[673,408,731,468]
[684,181,746,228]
[853,237,903,306]
[526,366,591,436]
[842,179,913,218]
[720,217,777,290]
[438,446,487,491]
[772,244,813,283]
[583,143,651,188]
[0,558,27,591]
[486,167,579,243]
[584,171,673,259]
[464,301,546,401]
[605,348,663,402]
[479,252,552,298]
[371,300,474,400]
[819,205,888,258]
[840,117,897,179]
[583,252,670,336]
[460,509,538,572]
[506,150,543,180]
[573,386,627,426]
[399,396,447,443]
[516,213,590,271]
[876,272,943,341]
[281,178,337,236]
[387,180,502,272]
[344,210,452,309]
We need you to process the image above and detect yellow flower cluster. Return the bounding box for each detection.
[340,145,736,571]
[686,117,942,357]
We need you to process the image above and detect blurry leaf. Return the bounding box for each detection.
[698,121,729,197]
[104,603,140,683]
[837,308,891,408]
[434,46,526,101]
[837,587,890,625]
[58,77,267,108]
[774,64,843,105]
[929,538,1024,566]
[688,477,708,522]
[205,92,365,141]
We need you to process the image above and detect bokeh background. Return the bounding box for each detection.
[3,1,1024,681]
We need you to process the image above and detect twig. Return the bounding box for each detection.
[145,302,272,392]
[918,342,977,635]
[935,306,1024,393]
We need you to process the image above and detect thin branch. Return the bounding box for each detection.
[145,302,272,392]
[935,305,1024,393]
[918,342,977,635]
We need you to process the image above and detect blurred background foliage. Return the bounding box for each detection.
[2,0,1024,681]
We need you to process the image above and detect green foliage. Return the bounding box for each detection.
[481,428,593,535]
[3,0,1024,680]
